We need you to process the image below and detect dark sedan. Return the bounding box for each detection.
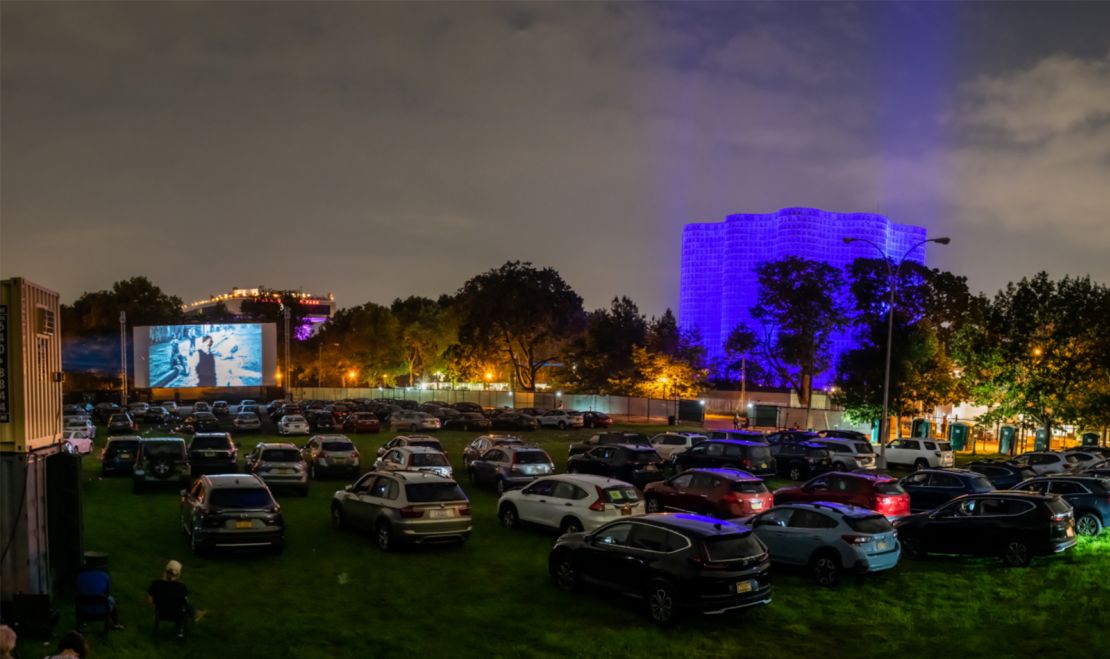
[107,413,137,435]
[490,412,539,431]
[444,412,493,432]
[566,444,666,488]
[582,411,612,429]
[672,440,777,477]
[899,469,995,512]
[1012,475,1110,536]
[100,436,141,477]
[548,514,772,625]
[343,412,381,434]
[966,461,1037,489]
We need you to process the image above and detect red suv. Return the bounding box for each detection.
[773,471,910,518]
[643,468,774,518]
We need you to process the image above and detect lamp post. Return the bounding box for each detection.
[843,235,951,468]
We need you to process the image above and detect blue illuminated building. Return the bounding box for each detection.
[680,207,928,386]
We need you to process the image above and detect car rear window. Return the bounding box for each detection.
[970,476,994,491]
[142,443,183,457]
[322,441,354,451]
[208,488,273,509]
[937,442,953,451]
[630,450,662,463]
[191,436,230,450]
[845,515,892,533]
[604,487,642,503]
[514,451,550,464]
[704,533,764,561]
[236,413,257,420]
[731,480,768,494]
[1045,497,1072,515]
[105,441,139,455]
[411,453,449,467]
[748,446,772,461]
[874,481,905,495]
[262,449,300,462]
[284,415,306,423]
[806,448,830,458]
[405,483,467,502]
[410,440,443,450]
[855,442,874,454]
[823,443,850,453]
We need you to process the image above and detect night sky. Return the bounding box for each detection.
[3,2,1109,315]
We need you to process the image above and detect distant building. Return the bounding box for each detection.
[680,207,929,385]
[184,287,335,339]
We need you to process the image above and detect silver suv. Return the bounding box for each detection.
[467,445,554,494]
[374,446,453,478]
[301,434,361,479]
[245,442,309,496]
[813,438,876,471]
[331,470,472,550]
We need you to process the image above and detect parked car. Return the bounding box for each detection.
[773,441,833,481]
[443,412,493,432]
[650,432,708,460]
[643,468,773,518]
[568,432,651,457]
[390,410,442,432]
[547,514,772,625]
[882,438,955,470]
[894,492,1077,567]
[94,402,122,423]
[100,436,141,477]
[190,412,221,433]
[343,412,381,434]
[966,460,1038,489]
[133,438,191,493]
[377,435,446,458]
[144,406,171,425]
[1011,451,1079,475]
[313,413,339,431]
[536,410,586,430]
[1055,450,1103,469]
[192,401,212,415]
[331,470,472,550]
[62,431,94,455]
[244,442,309,496]
[567,444,667,488]
[811,437,876,471]
[375,446,453,479]
[706,430,766,442]
[232,412,262,432]
[899,469,995,512]
[187,432,238,476]
[498,474,645,534]
[490,412,538,432]
[180,474,284,555]
[451,401,484,414]
[211,401,230,416]
[749,502,900,585]
[817,429,871,442]
[468,445,554,494]
[277,414,311,436]
[1011,475,1110,536]
[463,435,525,465]
[107,413,137,435]
[301,435,360,479]
[764,430,820,450]
[774,472,911,518]
[671,440,776,477]
[64,416,96,440]
[581,411,612,429]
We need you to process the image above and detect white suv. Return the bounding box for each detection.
[496,474,644,534]
[882,438,955,469]
[1012,451,1079,475]
[374,446,453,479]
[536,410,585,430]
[813,438,877,471]
[649,432,708,460]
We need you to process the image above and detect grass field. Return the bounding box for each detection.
[35,423,1110,658]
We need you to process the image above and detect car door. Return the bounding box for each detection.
[515,479,556,524]
[658,472,694,511]
[475,449,503,486]
[580,447,610,476]
[344,474,379,527]
[924,498,979,554]
[578,522,636,588]
[180,480,204,532]
[1047,479,1088,512]
[540,481,583,528]
[676,443,707,470]
[900,472,932,512]
[824,474,857,506]
[751,508,796,560]
[777,509,832,564]
[686,472,719,513]
[928,472,967,508]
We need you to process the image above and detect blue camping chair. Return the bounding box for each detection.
[75,570,115,632]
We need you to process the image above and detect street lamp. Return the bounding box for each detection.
[843,235,951,468]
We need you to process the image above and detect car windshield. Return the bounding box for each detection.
[236,414,257,420]
[731,480,768,494]
[65,419,86,427]
[604,486,641,503]
[822,443,850,453]
[704,533,764,561]
[262,449,300,462]
[191,436,229,450]
[411,453,449,467]
[208,488,273,509]
[405,483,466,502]
[873,481,905,495]
[855,442,874,454]
[846,515,892,533]
[322,441,353,451]
[970,476,994,491]
[142,443,183,457]
[284,415,306,423]
[411,441,442,450]
[514,451,550,464]
[105,441,139,455]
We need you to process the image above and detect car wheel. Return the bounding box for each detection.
[551,552,580,593]
[331,505,346,530]
[914,459,929,471]
[900,534,925,560]
[496,478,506,496]
[1076,512,1103,537]
[560,517,584,534]
[811,551,842,587]
[646,581,678,627]
[1003,539,1032,567]
[375,521,394,552]
[558,421,567,430]
[788,466,803,481]
[499,503,519,529]
[833,461,846,471]
[646,496,662,513]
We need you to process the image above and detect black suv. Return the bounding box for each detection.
[190,412,221,433]
[568,432,651,458]
[672,440,776,476]
[107,413,137,435]
[966,460,1037,489]
[773,441,832,481]
[133,438,191,493]
[566,444,666,488]
[764,430,820,449]
[899,468,995,512]
[188,432,238,476]
[100,436,141,477]
[180,474,284,555]
[894,492,1077,567]
[548,514,772,625]
[1011,475,1110,537]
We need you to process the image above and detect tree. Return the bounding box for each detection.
[310,303,404,387]
[455,262,585,391]
[560,296,648,394]
[391,296,454,387]
[750,257,849,412]
[627,346,709,399]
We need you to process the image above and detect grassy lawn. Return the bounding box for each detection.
[42,424,1110,658]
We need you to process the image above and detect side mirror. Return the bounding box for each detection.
[344,485,353,492]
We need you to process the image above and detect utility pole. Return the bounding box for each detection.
[740,356,747,420]
[119,311,128,405]
[283,307,291,401]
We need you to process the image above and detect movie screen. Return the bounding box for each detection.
[135,323,273,388]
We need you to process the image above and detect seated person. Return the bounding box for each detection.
[147,560,195,638]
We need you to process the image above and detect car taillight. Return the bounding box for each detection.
[399,506,424,518]
[352,449,360,459]
[841,534,870,545]
[721,493,740,504]
[588,486,606,512]
[458,505,471,516]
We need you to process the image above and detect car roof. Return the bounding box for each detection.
[202,474,266,489]
[820,470,895,482]
[192,432,230,438]
[393,446,445,455]
[367,469,456,484]
[106,435,142,442]
[256,442,299,450]
[687,468,759,480]
[139,437,185,444]
[913,468,982,478]
[311,434,352,441]
[637,513,752,537]
[780,501,879,517]
[702,439,767,447]
[396,435,439,442]
[544,474,635,488]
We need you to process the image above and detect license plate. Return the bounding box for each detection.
[235,520,252,529]
[735,580,754,593]
[204,451,214,457]
[332,457,346,464]
[1066,527,1075,538]
[276,468,292,474]
[877,540,889,551]
[644,464,657,472]
[428,509,450,519]
[760,463,767,469]
[751,500,764,510]
[621,506,632,516]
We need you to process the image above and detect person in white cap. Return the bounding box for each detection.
[147,560,195,639]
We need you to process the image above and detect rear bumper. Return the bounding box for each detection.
[690,583,773,615]
[396,519,472,544]
[852,546,901,573]
[195,528,284,550]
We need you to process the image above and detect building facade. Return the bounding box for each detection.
[184,287,336,339]
[680,207,928,385]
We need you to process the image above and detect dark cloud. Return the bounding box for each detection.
[3,2,1109,312]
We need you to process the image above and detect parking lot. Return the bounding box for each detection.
[60,418,1110,659]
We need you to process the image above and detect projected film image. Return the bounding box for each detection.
[148,324,263,388]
